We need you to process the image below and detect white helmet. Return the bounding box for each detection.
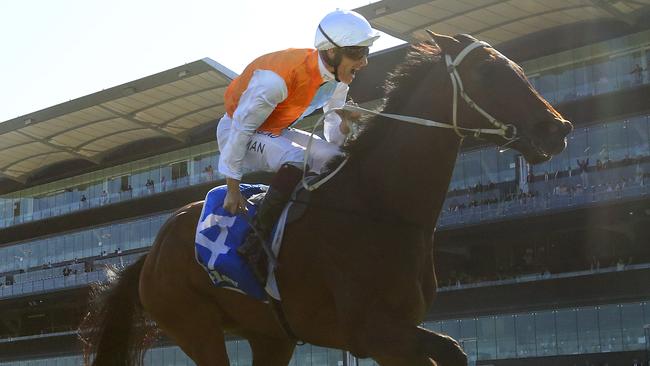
[314,9,380,50]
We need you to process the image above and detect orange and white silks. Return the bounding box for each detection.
[225,48,324,136]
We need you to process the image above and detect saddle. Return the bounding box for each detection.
[194,182,312,301]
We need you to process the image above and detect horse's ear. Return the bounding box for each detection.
[425,30,461,53]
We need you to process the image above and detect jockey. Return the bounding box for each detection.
[216,9,380,282]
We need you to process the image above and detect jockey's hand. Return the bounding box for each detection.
[335,100,364,136]
[224,178,248,215]
[335,102,363,123]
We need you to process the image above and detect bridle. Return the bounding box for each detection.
[302,38,521,191]
[444,40,517,140]
[344,39,519,141]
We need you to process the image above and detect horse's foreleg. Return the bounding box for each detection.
[347,321,467,366]
[415,326,468,366]
[248,335,295,366]
[351,320,434,366]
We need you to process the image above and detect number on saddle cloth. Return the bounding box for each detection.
[194,184,268,300]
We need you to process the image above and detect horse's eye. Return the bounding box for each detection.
[474,62,499,83]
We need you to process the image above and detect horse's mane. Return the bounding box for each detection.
[327,41,443,168]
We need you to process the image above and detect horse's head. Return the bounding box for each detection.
[427,31,573,164]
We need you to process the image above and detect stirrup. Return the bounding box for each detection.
[237,236,268,283]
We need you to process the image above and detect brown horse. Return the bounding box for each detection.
[80,32,572,365]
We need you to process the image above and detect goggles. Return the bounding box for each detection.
[340,46,369,60]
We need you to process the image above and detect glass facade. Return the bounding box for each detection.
[1,300,646,365]
[5,203,648,301]
[0,212,169,299]
[423,301,650,362]
[441,114,650,228]
[448,115,650,192]
[0,213,169,274]
[0,114,648,231]
[0,142,219,229]
[523,30,650,105]
[0,343,345,366]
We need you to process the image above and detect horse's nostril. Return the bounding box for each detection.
[561,120,574,134]
[533,118,572,140]
[549,118,573,136]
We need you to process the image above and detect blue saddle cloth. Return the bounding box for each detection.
[194,184,268,300]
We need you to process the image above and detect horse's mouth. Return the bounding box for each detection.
[515,116,572,164]
[517,136,567,164]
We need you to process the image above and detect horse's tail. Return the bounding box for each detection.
[79,255,157,366]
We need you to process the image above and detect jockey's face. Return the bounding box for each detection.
[326,48,369,84]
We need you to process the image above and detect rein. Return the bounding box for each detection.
[302,39,519,192]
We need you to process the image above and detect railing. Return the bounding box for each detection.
[534,65,650,106]
[439,164,649,228]
[438,262,650,292]
[2,248,647,301]
[0,254,143,299]
[0,173,219,229]
[0,270,106,299]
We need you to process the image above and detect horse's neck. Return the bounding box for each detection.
[354,107,461,229]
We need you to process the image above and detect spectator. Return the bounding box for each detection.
[577,158,589,186]
[145,179,154,194]
[100,190,108,205]
[596,159,603,171]
[160,176,167,192]
[630,63,643,84]
[205,164,214,181]
[577,158,589,173]
[603,157,611,169]
[590,256,600,271]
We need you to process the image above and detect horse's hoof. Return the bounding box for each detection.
[435,341,468,366]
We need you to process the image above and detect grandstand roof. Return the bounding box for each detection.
[355,0,650,46]
[0,58,235,184]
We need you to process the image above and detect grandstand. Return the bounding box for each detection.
[1,1,649,365]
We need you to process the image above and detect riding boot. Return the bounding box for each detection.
[237,163,303,284]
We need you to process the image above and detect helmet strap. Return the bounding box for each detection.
[320,49,343,82]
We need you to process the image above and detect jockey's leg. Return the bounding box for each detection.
[232,128,340,283]
[237,162,303,283]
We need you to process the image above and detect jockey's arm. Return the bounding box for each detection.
[323,83,351,146]
[219,70,288,214]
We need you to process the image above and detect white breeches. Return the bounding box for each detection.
[216,115,343,176]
